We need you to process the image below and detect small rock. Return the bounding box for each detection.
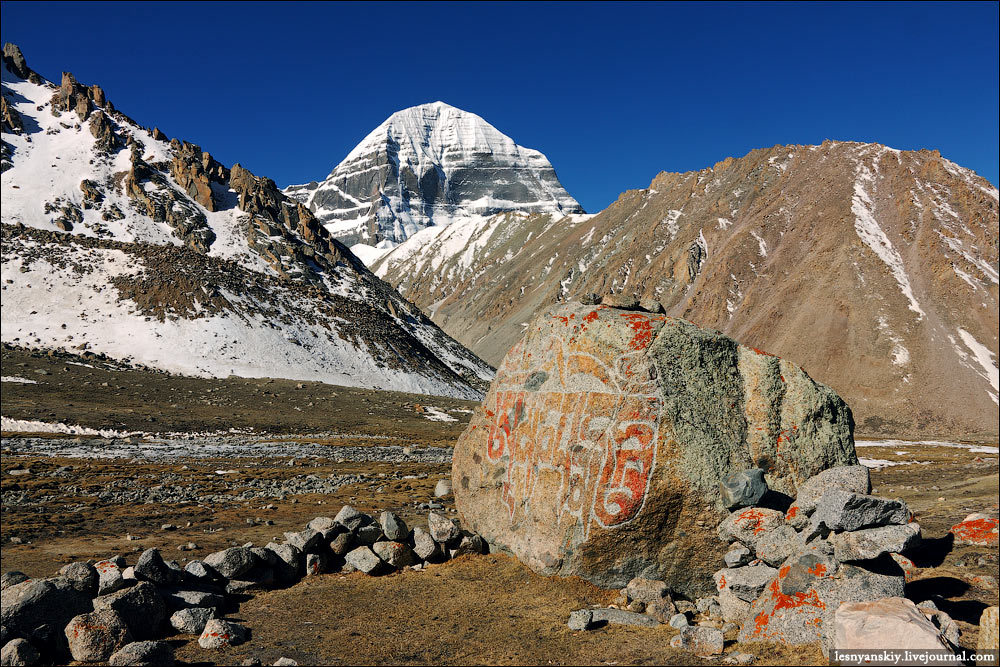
[372,541,416,569]
[0,571,29,591]
[333,505,369,531]
[753,524,803,566]
[183,560,215,581]
[108,640,174,666]
[305,552,329,576]
[808,489,909,537]
[714,565,779,602]
[427,512,460,543]
[0,638,40,666]
[723,652,755,665]
[434,479,453,498]
[590,607,659,628]
[379,512,409,542]
[170,607,215,634]
[273,659,298,666]
[95,559,129,595]
[626,577,670,603]
[723,543,753,568]
[668,613,689,629]
[793,465,872,515]
[677,625,724,655]
[567,609,593,630]
[719,469,768,510]
[327,532,354,557]
[198,618,249,649]
[344,546,382,575]
[717,507,785,548]
[645,597,677,623]
[58,561,98,595]
[283,528,322,553]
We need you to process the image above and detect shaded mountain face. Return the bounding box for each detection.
[1,44,494,399]
[283,101,582,257]
[373,142,999,440]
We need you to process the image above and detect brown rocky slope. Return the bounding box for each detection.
[374,142,999,440]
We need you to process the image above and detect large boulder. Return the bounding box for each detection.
[453,303,856,596]
[828,597,951,651]
[1,577,93,641]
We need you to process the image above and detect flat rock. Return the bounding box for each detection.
[306,517,337,533]
[64,609,132,662]
[950,517,999,547]
[714,565,779,602]
[830,523,921,561]
[203,547,257,580]
[808,490,910,536]
[170,607,215,634]
[590,607,659,628]
[454,305,856,597]
[791,465,871,516]
[717,508,786,548]
[198,618,249,649]
[108,640,174,666]
[829,597,951,651]
[161,588,225,611]
[567,609,593,630]
[719,468,768,510]
[754,525,804,567]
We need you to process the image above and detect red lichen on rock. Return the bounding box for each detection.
[950,518,999,546]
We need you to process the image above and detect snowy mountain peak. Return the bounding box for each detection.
[284,101,582,260]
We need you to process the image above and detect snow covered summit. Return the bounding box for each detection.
[284,101,583,263]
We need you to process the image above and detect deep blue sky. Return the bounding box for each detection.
[2,1,997,212]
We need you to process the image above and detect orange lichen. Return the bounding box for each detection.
[583,310,600,323]
[950,518,999,545]
[619,313,655,351]
[785,506,799,520]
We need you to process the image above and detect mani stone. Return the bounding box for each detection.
[719,468,768,510]
[198,619,249,649]
[453,304,856,597]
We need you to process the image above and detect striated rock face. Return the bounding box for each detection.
[284,101,582,248]
[376,141,1000,441]
[452,302,856,596]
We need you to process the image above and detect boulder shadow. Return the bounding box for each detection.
[756,489,794,513]
[906,533,954,568]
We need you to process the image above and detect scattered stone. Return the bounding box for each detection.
[428,512,460,543]
[0,638,40,666]
[723,652,755,665]
[830,522,921,561]
[344,546,382,575]
[589,607,660,628]
[719,468,768,510]
[95,558,129,595]
[372,541,416,569]
[829,597,951,651]
[626,577,670,603]
[64,610,133,662]
[177,542,198,552]
[204,547,256,579]
[198,618,250,649]
[170,607,215,634]
[602,294,640,310]
[379,511,409,541]
[273,659,298,666]
[676,625,724,655]
[108,640,174,666]
[92,581,167,640]
[434,479,453,498]
[305,552,329,576]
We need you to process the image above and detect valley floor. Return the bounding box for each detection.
[1,345,997,665]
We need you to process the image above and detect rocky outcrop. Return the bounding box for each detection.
[2,43,40,83]
[88,110,119,153]
[1,96,23,134]
[169,142,226,211]
[452,301,856,597]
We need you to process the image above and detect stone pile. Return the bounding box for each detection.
[703,465,960,651]
[0,506,486,665]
